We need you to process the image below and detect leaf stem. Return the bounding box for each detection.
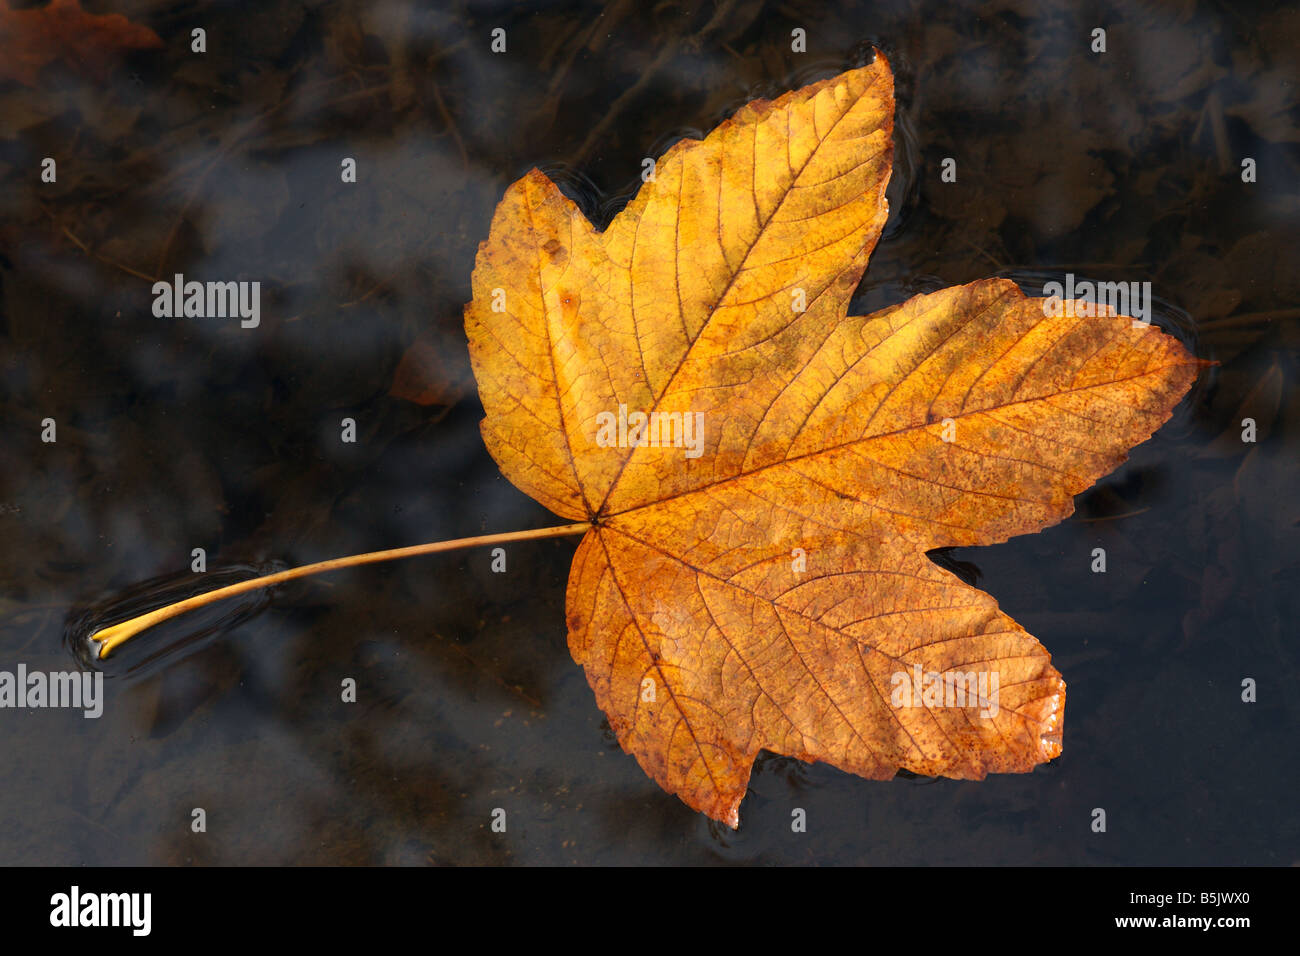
[89,522,592,659]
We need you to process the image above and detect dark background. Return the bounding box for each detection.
[0,0,1296,864]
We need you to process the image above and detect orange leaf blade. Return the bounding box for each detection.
[465,55,1204,825]
[568,529,1064,827]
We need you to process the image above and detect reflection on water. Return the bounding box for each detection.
[0,0,1296,864]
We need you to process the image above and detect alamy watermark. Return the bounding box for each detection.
[594,404,705,458]
[0,664,103,718]
[50,886,150,936]
[1041,273,1152,328]
[890,664,1000,718]
[152,273,260,328]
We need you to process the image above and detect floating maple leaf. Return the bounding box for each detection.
[0,0,162,87]
[463,53,1204,826]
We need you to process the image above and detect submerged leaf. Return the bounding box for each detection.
[0,0,163,87]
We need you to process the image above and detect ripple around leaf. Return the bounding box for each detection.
[65,563,284,680]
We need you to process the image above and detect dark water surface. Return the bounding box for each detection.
[0,0,1296,864]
